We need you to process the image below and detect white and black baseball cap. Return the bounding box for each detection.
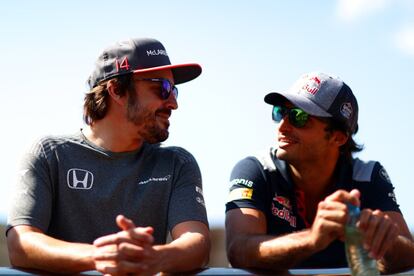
[87,38,202,89]
[264,72,359,134]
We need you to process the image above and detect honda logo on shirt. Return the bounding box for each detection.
[67,169,94,190]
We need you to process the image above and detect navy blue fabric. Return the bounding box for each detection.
[225,148,401,268]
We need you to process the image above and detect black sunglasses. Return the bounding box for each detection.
[135,78,178,100]
[272,105,310,128]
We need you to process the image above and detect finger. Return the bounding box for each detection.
[118,242,153,260]
[93,244,119,261]
[100,260,149,275]
[376,221,399,259]
[349,189,361,207]
[359,210,381,252]
[325,190,359,207]
[317,201,348,224]
[93,227,154,247]
[367,212,399,259]
[117,215,136,231]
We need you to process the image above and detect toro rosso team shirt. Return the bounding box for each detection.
[225,147,401,268]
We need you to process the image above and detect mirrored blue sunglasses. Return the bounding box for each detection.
[136,78,178,100]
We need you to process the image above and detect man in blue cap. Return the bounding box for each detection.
[225,72,414,273]
[7,38,210,275]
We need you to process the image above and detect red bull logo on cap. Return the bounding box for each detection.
[301,75,321,95]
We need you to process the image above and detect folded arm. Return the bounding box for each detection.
[226,190,359,270]
[93,216,210,275]
[7,225,96,273]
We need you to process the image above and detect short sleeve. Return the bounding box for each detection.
[225,156,269,213]
[360,162,401,213]
[6,139,53,234]
[167,149,208,231]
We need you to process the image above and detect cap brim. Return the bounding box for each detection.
[132,63,202,84]
[264,92,331,117]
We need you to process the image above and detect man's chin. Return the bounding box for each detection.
[145,130,169,144]
[276,149,290,161]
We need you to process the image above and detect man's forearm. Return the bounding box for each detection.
[380,235,414,274]
[153,232,210,273]
[8,230,95,273]
[228,229,318,270]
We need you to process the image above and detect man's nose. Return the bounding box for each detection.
[165,92,178,110]
[277,115,292,131]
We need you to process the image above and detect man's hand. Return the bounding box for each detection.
[92,215,159,275]
[310,189,361,251]
[358,209,400,260]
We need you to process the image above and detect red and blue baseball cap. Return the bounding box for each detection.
[264,72,359,134]
[87,38,202,89]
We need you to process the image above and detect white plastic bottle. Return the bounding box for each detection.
[345,204,379,276]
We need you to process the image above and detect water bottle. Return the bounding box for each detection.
[345,204,379,276]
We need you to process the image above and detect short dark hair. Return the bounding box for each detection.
[83,74,133,125]
[324,118,363,161]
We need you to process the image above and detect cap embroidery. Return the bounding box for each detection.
[340,102,353,119]
[301,76,321,95]
[146,49,168,57]
[115,57,131,72]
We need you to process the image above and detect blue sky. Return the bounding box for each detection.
[1,0,414,230]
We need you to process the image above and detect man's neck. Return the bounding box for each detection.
[289,154,339,199]
[83,120,144,153]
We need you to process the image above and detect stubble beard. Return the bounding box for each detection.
[126,92,169,144]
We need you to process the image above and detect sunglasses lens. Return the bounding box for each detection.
[160,79,178,100]
[272,106,284,122]
[289,108,309,128]
[172,87,178,99]
[272,106,309,127]
[160,80,172,99]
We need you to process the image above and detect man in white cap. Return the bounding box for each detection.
[225,72,414,273]
[7,38,210,275]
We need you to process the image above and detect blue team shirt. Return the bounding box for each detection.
[225,147,401,268]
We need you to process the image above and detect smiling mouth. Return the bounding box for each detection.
[278,136,298,146]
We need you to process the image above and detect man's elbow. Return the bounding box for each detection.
[7,235,28,268]
[226,239,250,269]
[197,234,211,268]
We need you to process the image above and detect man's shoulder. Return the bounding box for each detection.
[232,146,279,172]
[352,157,380,182]
[149,144,197,163]
[252,147,278,172]
[29,133,82,154]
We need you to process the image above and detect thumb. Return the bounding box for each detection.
[349,189,361,207]
[116,214,136,230]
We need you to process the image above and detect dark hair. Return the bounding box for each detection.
[324,118,363,161]
[83,74,133,125]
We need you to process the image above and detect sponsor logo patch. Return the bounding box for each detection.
[379,168,391,183]
[138,175,171,185]
[340,102,353,119]
[230,178,254,188]
[301,76,321,95]
[272,194,292,210]
[227,188,253,201]
[388,192,397,203]
[146,49,168,56]
[271,203,296,227]
[67,168,94,190]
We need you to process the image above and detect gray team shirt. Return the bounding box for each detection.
[7,131,208,244]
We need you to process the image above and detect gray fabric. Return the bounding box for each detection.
[7,131,208,245]
[352,158,376,182]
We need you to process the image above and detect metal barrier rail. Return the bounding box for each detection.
[0,267,414,275]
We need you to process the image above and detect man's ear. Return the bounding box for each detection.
[107,80,123,104]
[333,131,348,147]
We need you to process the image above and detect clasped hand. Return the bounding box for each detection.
[311,189,399,260]
[92,215,159,276]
